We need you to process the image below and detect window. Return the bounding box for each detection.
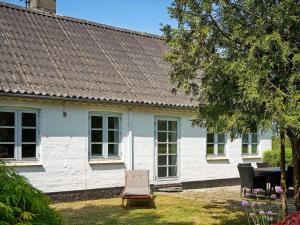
[207,133,226,156]
[89,114,120,159]
[0,110,38,160]
[156,119,178,179]
[242,133,258,155]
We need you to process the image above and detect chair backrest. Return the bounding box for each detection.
[124,170,150,194]
[256,162,269,168]
[237,165,254,188]
[238,163,251,167]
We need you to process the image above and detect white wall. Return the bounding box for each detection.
[0,98,272,193]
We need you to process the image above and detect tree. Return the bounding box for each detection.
[162,0,300,210]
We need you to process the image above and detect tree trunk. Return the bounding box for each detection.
[280,129,288,217]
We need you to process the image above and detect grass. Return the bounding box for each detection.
[52,194,247,225]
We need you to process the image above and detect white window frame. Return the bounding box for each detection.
[89,112,121,159]
[242,133,259,155]
[206,133,227,156]
[0,108,40,161]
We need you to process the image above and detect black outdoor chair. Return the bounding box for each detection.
[237,165,267,196]
[286,166,294,189]
[256,162,269,168]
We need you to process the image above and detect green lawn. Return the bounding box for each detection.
[53,194,247,225]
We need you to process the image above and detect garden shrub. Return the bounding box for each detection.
[0,161,64,225]
[263,138,293,166]
[273,211,300,225]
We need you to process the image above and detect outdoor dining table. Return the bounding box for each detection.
[254,167,281,193]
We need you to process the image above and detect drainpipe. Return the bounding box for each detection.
[128,109,134,170]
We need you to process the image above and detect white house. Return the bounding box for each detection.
[0,1,271,200]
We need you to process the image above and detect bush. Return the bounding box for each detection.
[273,211,300,225]
[0,161,64,225]
[263,138,293,166]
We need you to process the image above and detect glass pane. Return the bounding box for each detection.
[242,144,249,154]
[158,144,167,154]
[242,134,248,143]
[0,144,14,158]
[158,167,167,178]
[168,166,177,177]
[108,144,118,156]
[158,155,167,166]
[252,134,258,143]
[218,144,225,154]
[207,144,214,154]
[22,144,36,158]
[108,130,119,143]
[91,116,102,129]
[158,120,167,131]
[168,132,177,142]
[0,112,14,126]
[168,144,177,154]
[168,155,177,165]
[91,144,102,157]
[218,134,225,143]
[207,133,214,143]
[252,144,258,154]
[0,128,14,142]
[168,121,177,131]
[158,132,167,142]
[22,113,36,127]
[22,129,36,143]
[108,117,119,129]
[91,130,102,142]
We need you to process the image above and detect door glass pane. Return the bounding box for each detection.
[218,134,225,143]
[0,128,14,142]
[158,155,167,165]
[207,144,214,154]
[158,167,167,178]
[22,113,36,127]
[252,144,258,154]
[158,144,167,154]
[158,132,167,142]
[242,144,249,154]
[108,130,119,143]
[158,120,167,131]
[207,133,214,143]
[252,134,258,143]
[168,132,177,142]
[91,130,102,142]
[218,144,225,154]
[0,144,14,158]
[168,167,177,177]
[168,155,177,165]
[91,116,102,129]
[168,144,177,154]
[22,144,36,158]
[22,129,36,142]
[242,134,248,143]
[108,117,119,129]
[0,112,14,126]
[91,144,102,157]
[108,144,118,156]
[168,121,177,131]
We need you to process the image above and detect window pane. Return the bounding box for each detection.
[22,144,36,158]
[91,144,102,157]
[168,144,177,154]
[22,113,36,127]
[252,134,258,143]
[242,134,248,143]
[108,117,119,129]
[108,144,118,156]
[218,144,225,154]
[242,144,249,154]
[158,120,167,131]
[108,130,119,143]
[0,112,14,126]
[207,133,214,143]
[158,144,167,154]
[168,121,177,131]
[218,134,225,143]
[158,132,167,142]
[168,155,177,165]
[0,144,14,158]
[252,144,258,154]
[22,129,36,143]
[168,132,177,142]
[91,130,102,142]
[207,144,214,154]
[91,116,102,129]
[158,155,167,166]
[158,167,167,178]
[0,128,14,142]
[168,166,177,177]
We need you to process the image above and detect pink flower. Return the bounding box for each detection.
[267,210,273,215]
[242,200,249,207]
[271,194,277,199]
[275,186,283,194]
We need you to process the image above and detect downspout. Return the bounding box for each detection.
[128,109,134,170]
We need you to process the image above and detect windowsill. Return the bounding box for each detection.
[89,158,124,164]
[206,155,229,161]
[4,160,42,167]
[242,155,261,160]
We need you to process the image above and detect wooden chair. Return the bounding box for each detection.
[121,170,153,208]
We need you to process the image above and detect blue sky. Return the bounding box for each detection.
[3,0,176,35]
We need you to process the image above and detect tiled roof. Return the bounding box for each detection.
[0,2,195,108]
